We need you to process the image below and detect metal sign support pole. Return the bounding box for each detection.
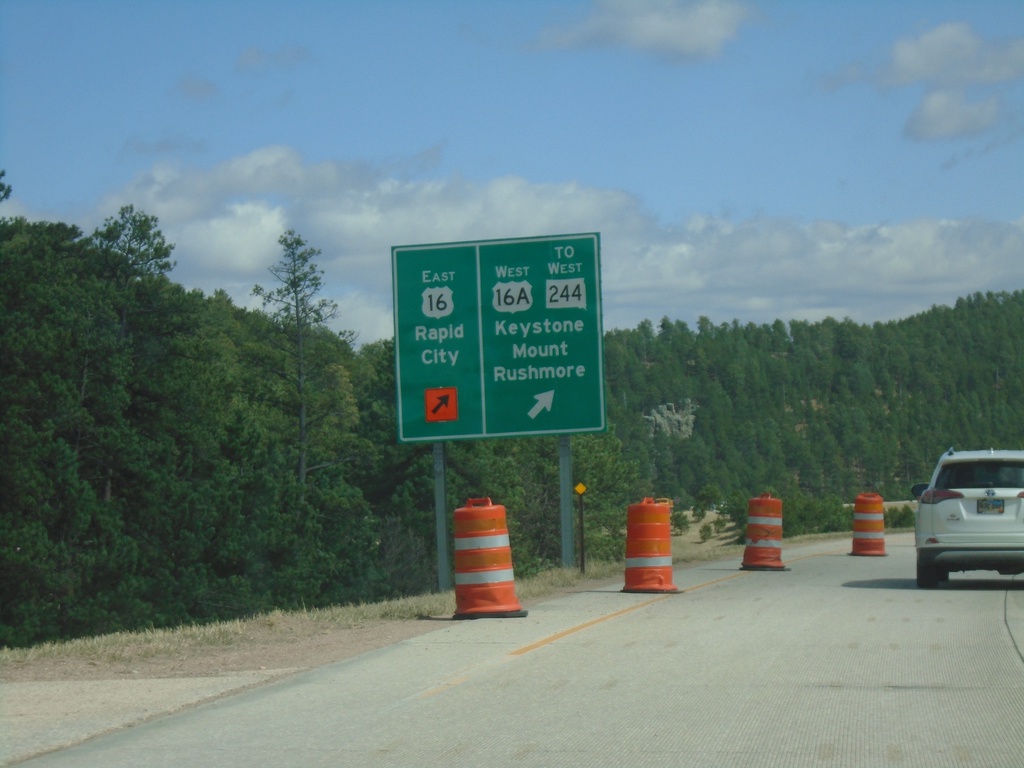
[578,491,586,575]
[433,442,451,591]
[559,435,573,567]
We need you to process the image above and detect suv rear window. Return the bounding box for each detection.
[936,461,1024,490]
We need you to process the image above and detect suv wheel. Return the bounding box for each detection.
[917,557,941,589]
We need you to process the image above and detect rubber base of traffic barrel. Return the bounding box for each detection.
[740,564,791,572]
[453,609,529,620]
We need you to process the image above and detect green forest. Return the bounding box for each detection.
[4,173,1023,647]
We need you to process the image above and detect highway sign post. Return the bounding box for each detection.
[392,233,605,579]
[392,233,605,442]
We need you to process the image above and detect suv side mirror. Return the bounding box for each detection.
[910,482,929,499]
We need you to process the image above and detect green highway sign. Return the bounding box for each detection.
[392,233,605,442]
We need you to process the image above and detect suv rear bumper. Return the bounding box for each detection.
[918,546,1024,575]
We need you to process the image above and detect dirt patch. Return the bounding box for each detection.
[0,618,439,683]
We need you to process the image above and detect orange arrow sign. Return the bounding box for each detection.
[425,387,459,423]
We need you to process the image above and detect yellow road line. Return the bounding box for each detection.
[419,546,855,697]
[508,594,674,656]
[417,675,470,699]
[681,570,749,592]
[509,547,849,656]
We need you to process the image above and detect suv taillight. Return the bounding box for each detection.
[920,489,964,504]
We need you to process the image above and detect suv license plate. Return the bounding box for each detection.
[978,499,1005,514]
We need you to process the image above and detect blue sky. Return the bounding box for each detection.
[2,0,1023,343]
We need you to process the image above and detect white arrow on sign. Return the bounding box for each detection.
[528,390,555,419]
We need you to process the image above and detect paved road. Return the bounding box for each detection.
[13,533,1024,767]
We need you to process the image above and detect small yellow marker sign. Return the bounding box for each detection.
[574,483,586,495]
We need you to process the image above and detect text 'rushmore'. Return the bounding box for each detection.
[493,364,586,381]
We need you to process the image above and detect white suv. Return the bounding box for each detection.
[912,448,1024,588]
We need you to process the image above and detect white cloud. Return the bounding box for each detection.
[600,213,1024,332]
[54,148,1024,345]
[830,23,1024,143]
[177,201,287,276]
[874,23,1024,142]
[883,23,1024,88]
[904,89,1001,140]
[538,0,753,60]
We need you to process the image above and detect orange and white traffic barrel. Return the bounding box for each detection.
[740,493,789,571]
[850,492,887,556]
[453,498,527,619]
[622,498,679,593]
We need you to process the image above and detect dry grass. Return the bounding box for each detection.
[0,564,623,667]
[0,619,259,666]
[0,520,859,668]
